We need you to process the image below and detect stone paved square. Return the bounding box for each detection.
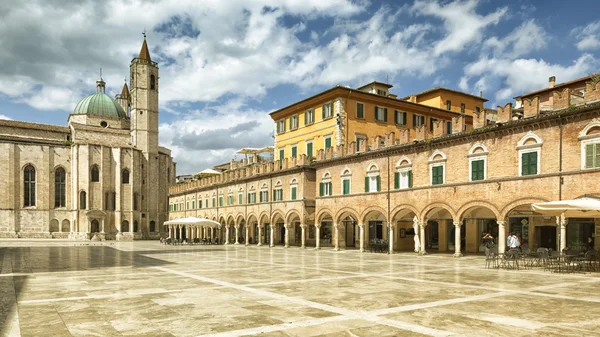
[1,242,600,337]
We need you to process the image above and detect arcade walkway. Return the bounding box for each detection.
[1,241,599,336]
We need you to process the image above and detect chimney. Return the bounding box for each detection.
[549,76,556,88]
[479,91,483,97]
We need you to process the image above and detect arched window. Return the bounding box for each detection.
[133,220,139,232]
[290,178,298,201]
[517,131,542,176]
[429,150,447,185]
[468,143,489,182]
[80,191,87,209]
[150,74,156,90]
[24,165,36,207]
[54,167,66,208]
[91,165,100,182]
[122,169,130,184]
[341,167,352,195]
[61,219,70,232]
[319,171,332,197]
[121,220,129,232]
[149,220,156,232]
[394,156,413,190]
[579,119,600,169]
[365,163,380,193]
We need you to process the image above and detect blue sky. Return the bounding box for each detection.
[0,0,599,174]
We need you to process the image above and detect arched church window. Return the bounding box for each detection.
[24,164,36,207]
[54,167,66,208]
[150,74,156,90]
[133,220,139,232]
[122,169,130,184]
[91,165,100,182]
[80,191,87,210]
[149,221,156,232]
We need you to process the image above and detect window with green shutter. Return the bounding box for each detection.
[291,186,297,200]
[521,152,538,176]
[279,149,284,162]
[205,199,208,208]
[219,197,223,207]
[307,142,313,159]
[192,201,195,209]
[364,176,369,192]
[343,179,350,195]
[394,172,400,189]
[212,198,215,207]
[471,159,485,181]
[432,166,444,185]
[585,143,600,168]
[319,182,324,197]
[291,146,297,158]
[376,175,381,191]
[408,170,413,188]
[325,137,332,149]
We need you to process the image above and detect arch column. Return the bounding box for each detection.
[225,224,230,245]
[453,221,463,257]
[178,225,182,240]
[284,224,290,248]
[257,225,263,246]
[359,223,365,252]
[387,223,394,254]
[245,224,250,246]
[269,224,274,248]
[333,223,340,251]
[315,224,321,250]
[419,221,427,255]
[300,224,306,249]
[558,216,567,254]
[497,220,506,254]
[234,225,240,244]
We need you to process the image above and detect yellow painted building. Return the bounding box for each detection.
[271,82,477,161]
[400,87,488,116]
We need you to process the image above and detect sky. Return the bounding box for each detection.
[0,0,599,175]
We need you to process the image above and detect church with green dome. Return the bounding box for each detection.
[0,36,175,241]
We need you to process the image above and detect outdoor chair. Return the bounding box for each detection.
[484,247,498,269]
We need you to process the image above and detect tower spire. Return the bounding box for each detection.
[96,68,106,93]
[138,30,151,61]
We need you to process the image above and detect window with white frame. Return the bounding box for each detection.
[238,192,243,205]
[429,150,446,185]
[259,184,269,203]
[324,135,332,149]
[341,168,352,195]
[273,181,283,201]
[517,131,542,176]
[365,163,380,193]
[289,114,298,130]
[394,157,413,189]
[468,143,488,182]
[305,109,314,125]
[579,120,600,169]
[356,134,366,152]
[276,119,286,134]
[322,101,333,119]
[319,172,332,197]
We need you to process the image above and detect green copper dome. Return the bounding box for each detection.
[73,92,129,119]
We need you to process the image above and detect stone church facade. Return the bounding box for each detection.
[0,37,175,240]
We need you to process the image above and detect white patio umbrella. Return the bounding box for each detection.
[163,217,221,228]
[531,197,600,218]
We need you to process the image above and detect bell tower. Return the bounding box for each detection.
[129,33,159,234]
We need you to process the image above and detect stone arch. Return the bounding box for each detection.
[258,212,270,224]
[457,200,501,220]
[517,131,543,147]
[285,209,302,224]
[579,118,600,138]
[499,197,550,219]
[315,208,334,223]
[468,142,489,155]
[390,204,420,220]
[49,219,59,232]
[360,206,388,224]
[235,213,245,225]
[428,150,447,162]
[321,170,331,179]
[271,210,285,224]
[226,214,235,225]
[247,213,258,224]
[366,162,379,172]
[420,202,457,221]
[340,166,352,176]
[334,207,360,224]
[61,219,70,232]
[219,215,226,225]
[395,156,412,167]
[290,178,298,185]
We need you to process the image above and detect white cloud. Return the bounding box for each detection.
[483,20,547,58]
[0,114,12,120]
[458,76,469,91]
[464,54,597,103]
[572,21,600,51]
[412,0,507,55]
